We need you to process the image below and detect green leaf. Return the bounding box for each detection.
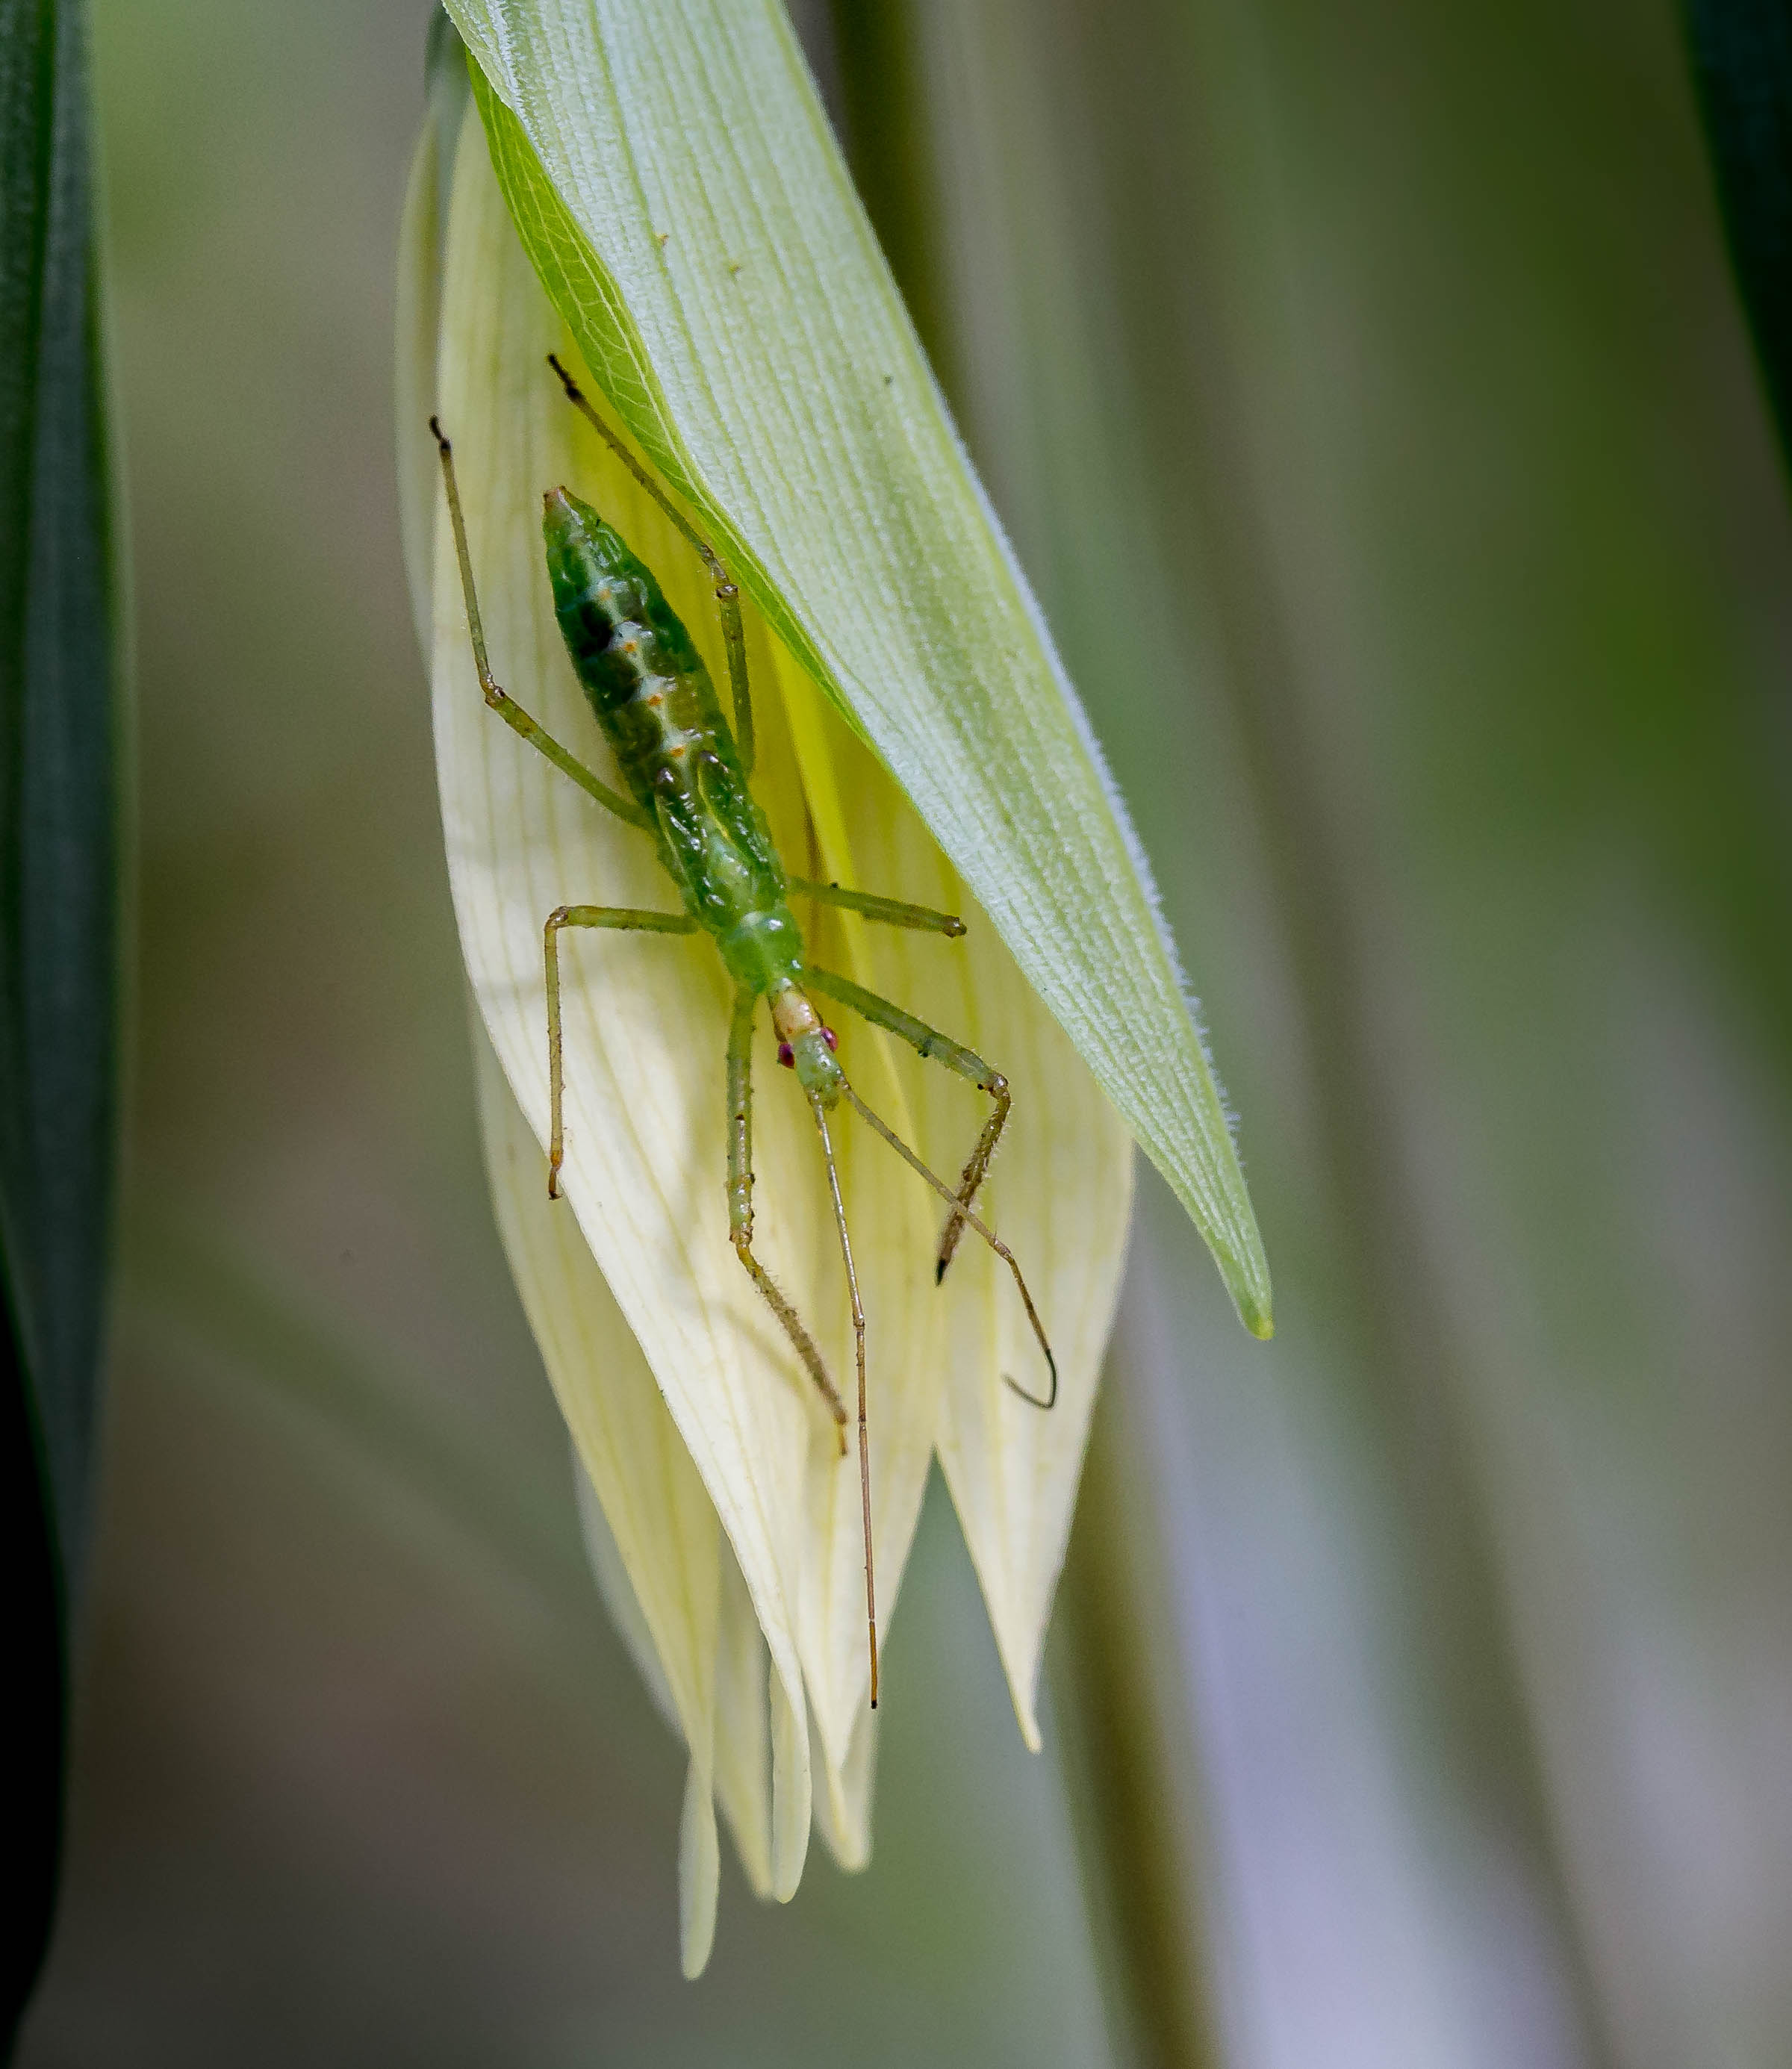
[1683,0,1792,471]
[0,0,120,2038]
[441,0,1272,1337]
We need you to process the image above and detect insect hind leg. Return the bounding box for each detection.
[802,963,1011,1283]
[836,1076,1057,1413]
[726,987,848,1452]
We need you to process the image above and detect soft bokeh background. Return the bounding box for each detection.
[19,1,1792,2065]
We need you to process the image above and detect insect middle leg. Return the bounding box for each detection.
[545,904,698,1196]
[788,878,966,937]
[726,986,849,1454]
[802,965,1011,1284]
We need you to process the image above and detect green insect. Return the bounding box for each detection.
[432,358,1054,1707]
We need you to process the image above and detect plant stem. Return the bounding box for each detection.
[1051,1355,1222,2069]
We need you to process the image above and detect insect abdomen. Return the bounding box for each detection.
[543,487,724,788]
[541,487,797,989]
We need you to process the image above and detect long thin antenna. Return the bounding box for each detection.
[809,1095,878,1707]
[430,417,494,689]
[547,354,721,576]
[841,1085,1057,1410]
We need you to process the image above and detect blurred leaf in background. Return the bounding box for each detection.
[0,0,120,2047]
[827,0,1792,2063]
[1684,0,1792,464]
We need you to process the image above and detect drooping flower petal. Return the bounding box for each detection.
[711,1540,774,1897]
[810,1699,877,1875]
[475,1016,726,1973]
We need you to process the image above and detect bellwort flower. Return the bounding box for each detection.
[396,3,1269,1975]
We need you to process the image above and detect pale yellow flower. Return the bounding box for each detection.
[396,5,1266,1976]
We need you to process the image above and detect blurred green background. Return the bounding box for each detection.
[19,1,1792,2065]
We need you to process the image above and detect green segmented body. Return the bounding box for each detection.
[543,487,805,1005]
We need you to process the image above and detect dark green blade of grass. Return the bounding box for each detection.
[0,0,120,2044]
[1685,0,1792,468]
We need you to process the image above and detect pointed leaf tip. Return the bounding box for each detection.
[442,0,1271,1330]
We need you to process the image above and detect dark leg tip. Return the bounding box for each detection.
[934,1257,948,1286]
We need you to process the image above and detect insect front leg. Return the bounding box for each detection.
[432,420,653,830]
[802,964,1012,1284]
[544,904,698,1195]
[726,986,848,1453]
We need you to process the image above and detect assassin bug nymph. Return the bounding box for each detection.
[432,357,1055,1708]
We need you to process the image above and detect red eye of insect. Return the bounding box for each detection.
[822,1027,838,1051]
[777,1042,794,1068]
